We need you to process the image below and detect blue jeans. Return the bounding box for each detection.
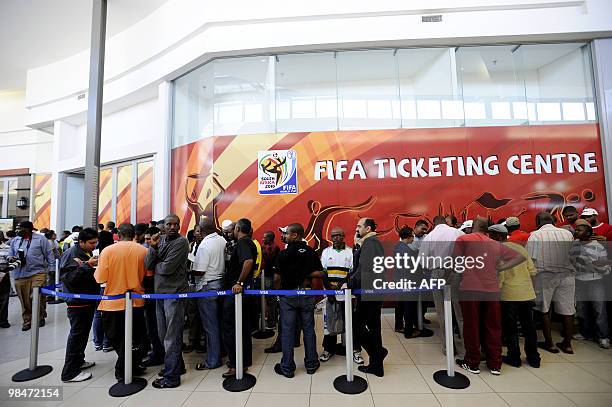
[197,279,223,368]
[92,289,109,347]
[156,299,185,386]
[576,279,609,339]
[279,296,319,374]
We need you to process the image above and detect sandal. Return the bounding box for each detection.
[538,341,559,354]
[555,342,574,354]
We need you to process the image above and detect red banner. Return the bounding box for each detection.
[171,124,607,250]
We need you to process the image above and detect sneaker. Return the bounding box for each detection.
[599,338,610,349]
[319,351,333,362]
[353,351,364,365]
[306,363,320,374]
[572,333,587,340]
[456,359,480,374]
[102,346,114,353]
[80,361,96,370]
[63,372,92,382]
[94,345,102,351]
[489,368,501,376]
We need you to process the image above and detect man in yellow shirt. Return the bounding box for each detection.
[94,224,148,383]
[489,224,540,368]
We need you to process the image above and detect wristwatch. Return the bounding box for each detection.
[237,281,244,287]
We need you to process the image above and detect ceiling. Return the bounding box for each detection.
[0,0,168,92]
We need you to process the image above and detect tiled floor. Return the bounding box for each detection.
[1,297,612,406]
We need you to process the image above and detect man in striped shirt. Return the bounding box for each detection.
[526,212,575,354]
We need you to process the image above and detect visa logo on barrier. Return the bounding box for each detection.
[297,291,306,295]
[74,294,81,298]
[217,291,225,296]
[260,291,269,295]
[334,290,344,295]
[178,294,188,298]
[141,294,150,299]
[101,296,109,300]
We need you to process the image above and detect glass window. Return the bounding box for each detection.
[115,164,133,226]
[213,56,275,136]
[337,50,400,130]
[456,45,527,127]
[517,43,595,124]
[136,161,154,224]
[173,63,214,148]
[98,168,113,225]
[398,48,463,128]
[276,53,338,132]
[6,180,18,218]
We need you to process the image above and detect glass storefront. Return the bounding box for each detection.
[173,42,596,148]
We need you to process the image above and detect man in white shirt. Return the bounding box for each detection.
[419,215,465,357]
[192,217,227,370]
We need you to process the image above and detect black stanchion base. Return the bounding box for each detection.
[109,377,148,397]
[251,329,275,339]
[433,370,470,389]
[222,373,257,392]
[12,365,53,382]
[333,375,368,394]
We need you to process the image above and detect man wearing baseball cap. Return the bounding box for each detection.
[505,217,530,246]
[580,207,612,240]
[8,221,55,330]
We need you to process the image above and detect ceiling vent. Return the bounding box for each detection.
[77,93,86,100]
[422,15,442,23]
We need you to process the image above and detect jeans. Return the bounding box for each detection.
[501,301,540,364]
[279,296,319,374]
[576,279,609,339]
[102,308,146,381]
[222,294,252,369]
[156,299,185,386]
[186,299,202,346]
[93,288,109,347]
[144,299,164,360]
[197,279,223,368]
[61,305,96,381]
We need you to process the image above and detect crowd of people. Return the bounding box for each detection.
[0,204,610,387]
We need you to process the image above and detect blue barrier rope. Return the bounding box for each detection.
[41,284,437,301]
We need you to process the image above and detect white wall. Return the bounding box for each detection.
[23,0,612,127]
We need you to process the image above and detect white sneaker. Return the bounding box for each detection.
[599,338,610,349]
[572,333,586,340]
[319,351,333,362]
[80,361,96,370]
[353,351,364,365]
[63,372,92,382]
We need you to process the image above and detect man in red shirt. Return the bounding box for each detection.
[581,207,612,241]
[505,217,530,246]
[558,206,579,233]
[453,218,525,376]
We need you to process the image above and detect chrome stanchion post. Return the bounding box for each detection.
[417,292,423,330]
[12,286,53,381]
[48,259,63,304]
[252,270,274,339]
[433,284,470,389]
[333,288,368,394]
[109,291,147,397]
[223,292,256,392]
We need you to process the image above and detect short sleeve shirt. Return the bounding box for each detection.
[226,237,257,289]
[275,241,323,290]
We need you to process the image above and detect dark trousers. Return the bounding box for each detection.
[461,300,502,370]
[354,299,384,368]
[61,305,96,381]
[185,299,202,346]
[501,301,540,364]
[279,296,319,373]
[394,300,418,334]
[0,275,10,324]
[102,308,146,381]
[144,299,165,360]
[222,295,252,369]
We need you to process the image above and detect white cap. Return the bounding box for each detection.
[459,220,473,231]
[278,226,288,233]
[581,207,598,217]
[221,219,233,229]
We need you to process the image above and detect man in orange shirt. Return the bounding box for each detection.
[94,223,148,383]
